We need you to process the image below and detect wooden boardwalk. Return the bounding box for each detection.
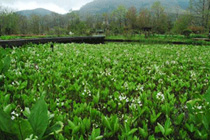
[193,38,210,41]
[0,36,105,48]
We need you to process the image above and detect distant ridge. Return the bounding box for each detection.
[16,8,58,17]
[79,0,190,15]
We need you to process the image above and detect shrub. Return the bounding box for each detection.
[182,29,192,38]
[188,26,205,34]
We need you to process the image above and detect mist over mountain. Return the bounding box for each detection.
[15,0,190,17]
[16,8,57,17]
[79,0,190,14]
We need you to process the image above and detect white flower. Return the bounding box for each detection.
[15,81,20,86]
[35,65,39,70]
[156,92,165,101]
[197,106,202,110]
[138,101,142,106]
[140,86,144,91]
[11,116,15,120]
[119,94,127,101]
[126,98,129,103]
[11,111,15,115]
[171,61,176,64]
[158,79,163,84]
[11,111,19,117]
[130,103,136,109]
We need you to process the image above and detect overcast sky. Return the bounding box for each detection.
[0,0,93,14]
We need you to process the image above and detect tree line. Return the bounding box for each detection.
[0,1,209,37]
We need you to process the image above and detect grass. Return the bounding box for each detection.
[106,34,210,45]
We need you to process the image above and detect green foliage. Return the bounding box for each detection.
[182,29,192,38]
[0,43,210,139]
[172,14,192,34]
[28,97,49,138]
[0,97,63,140]
[0,48,11,74]
[185,87,210,139]
[0,109,16,133]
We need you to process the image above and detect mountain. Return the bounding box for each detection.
[79,0,190,15]
[16,8,57,17]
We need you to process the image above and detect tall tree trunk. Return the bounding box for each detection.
[206,0,210,28]
[202,0,205,27]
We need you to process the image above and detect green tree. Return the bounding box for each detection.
[137,8,152,29]
[151,2,169,34]
[126,7,137,31]
[29,14,41,34]
[66,12,81,35]
[172,13,192,34]
[111,5,127,34]
[18,15,28,34]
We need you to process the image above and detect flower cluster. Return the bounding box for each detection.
[156,92,165,102]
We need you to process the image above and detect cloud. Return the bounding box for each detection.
[0,0,93,14]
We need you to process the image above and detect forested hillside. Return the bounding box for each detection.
[16,8,55,17]
[80,0,190,14]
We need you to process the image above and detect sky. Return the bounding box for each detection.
[0,0,93,14]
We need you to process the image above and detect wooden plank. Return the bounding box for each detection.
[0,36,105,48]
[193,38,210,41]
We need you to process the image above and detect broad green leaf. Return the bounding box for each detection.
[68,120,76,129]
[28,97,49,138]
[164,118,171,129]
[83,118,91,131]
[202,116,209,130]
[157,123,165,135]
[128,128,138,135]
[114,119,119,132]
[3,104,14,114]
[185,123,194,133]
[23,107,31,118]
[79,136,85,140]
[0,60,3,73]
[165,128,173,136]
[175,113,184,125]
[148,135,155,140]
[102,116,111,130]
[44,121,63,136]
[4,94,11,104]
[16,119,33,140]
[72,126,80,134]
[80,124,86,134]
[139,128,148,138]
[203,87,210,104]
[2,56,11,73]
[95,136,103,140]
[93,92,100,104]
[0,109,17,134]
[19,81,28,90]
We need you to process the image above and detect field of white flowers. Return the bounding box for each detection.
[0,43,210,139]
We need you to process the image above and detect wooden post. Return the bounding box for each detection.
[209,29,210,39]
[51,44,54,52]
[143,27,152,39]
[0,25,1,36]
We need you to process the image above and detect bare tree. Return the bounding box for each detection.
[189,0,210,28]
